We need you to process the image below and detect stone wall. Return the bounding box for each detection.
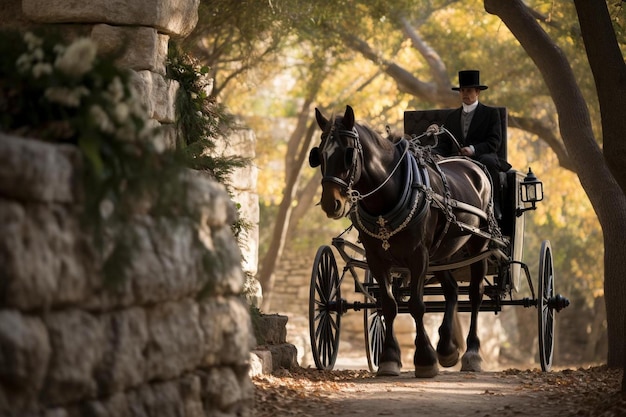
[0,1,256,416]
[213,126,262,307]
[0,134,254,416]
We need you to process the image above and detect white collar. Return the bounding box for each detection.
[462,101,479,113]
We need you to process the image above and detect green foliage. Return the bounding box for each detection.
[168,41,225,147]
[0,30,151,145]
[167,41,250,183]
[0,30,211,288]
[0,28,252,294]
[167,40,254,249]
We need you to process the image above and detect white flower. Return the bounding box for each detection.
[90,105,115,133]
[99,198,114,219]
[23,32,42,50]
[32,62,53,78]
[32,48,44,61]
[54,38,97,78]
[113,102,130,123]
[108,77,125,102]
[44,86,89,107]
[53,44,66,55]
[152,133,167,153]
[16,53,32,73]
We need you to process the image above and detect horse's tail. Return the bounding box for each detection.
[452,307,466,352]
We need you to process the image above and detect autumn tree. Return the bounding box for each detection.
[307,0,622,369]
[186,0,612,366]
[484,0,626,377]
[573,0,626,389]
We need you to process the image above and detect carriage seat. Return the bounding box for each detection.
[403,107,514,234]
[403,106,508,163]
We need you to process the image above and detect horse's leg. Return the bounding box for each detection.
[435,271,462,367]
[408,260,438,378]
[376,273,402,377]
[461,259,486,372]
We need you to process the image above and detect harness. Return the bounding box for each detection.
[350,140,431,251]
[322,125,503,253]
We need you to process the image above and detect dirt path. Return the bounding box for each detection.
[254,366,624,417]
[322,371,556,416]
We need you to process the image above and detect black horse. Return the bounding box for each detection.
[309,105,497,377]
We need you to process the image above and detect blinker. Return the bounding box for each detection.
[309,147,321,167]
[344,147,355,170]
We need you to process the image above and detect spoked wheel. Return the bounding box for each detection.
[309,245,342,370]
[363,271,385,373]
[537,240,555,372]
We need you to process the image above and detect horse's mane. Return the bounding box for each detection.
[332,115,396,152]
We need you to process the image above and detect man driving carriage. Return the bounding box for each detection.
[426,70,511,219]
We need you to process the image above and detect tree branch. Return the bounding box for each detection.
[508,115,573,171]
[483,0,601,178]
[396,15,450,91]
[338,30,457,106]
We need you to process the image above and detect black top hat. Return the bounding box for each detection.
[452,70,488,91]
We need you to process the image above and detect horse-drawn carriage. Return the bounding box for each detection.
[307,105,570,376]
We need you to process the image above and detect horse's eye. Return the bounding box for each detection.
[344,147,355,169]
[309,147,321,168]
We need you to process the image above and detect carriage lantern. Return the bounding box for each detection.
[517,167,544,216]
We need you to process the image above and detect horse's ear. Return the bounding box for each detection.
[343,105,355,130]
[315,108,328,130]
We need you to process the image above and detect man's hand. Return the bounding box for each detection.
[459,146,475,156]
[426,124,439,135]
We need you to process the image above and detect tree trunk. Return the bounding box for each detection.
[573,0,626,385]
[258,103,317,311]
[484,0,626,368]
[287,173,321,235]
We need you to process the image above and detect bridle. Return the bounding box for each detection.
[309,122,410,208]
[322,124,362,194]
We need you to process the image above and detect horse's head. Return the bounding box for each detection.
[309,105,362,219]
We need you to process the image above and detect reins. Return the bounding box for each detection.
[347,137,410,207]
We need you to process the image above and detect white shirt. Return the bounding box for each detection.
[462,100,479,113]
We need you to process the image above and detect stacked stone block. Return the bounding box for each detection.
[0,1,255,415]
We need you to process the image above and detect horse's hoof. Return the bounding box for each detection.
[377,362,401,377]
[461,351,483,372]
[438,349,460,368]
[414,364,439,378]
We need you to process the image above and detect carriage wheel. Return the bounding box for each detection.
[363,271,386,373]
[309,245,341,370]
[537,240,555,372]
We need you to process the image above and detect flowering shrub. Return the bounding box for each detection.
[0,30,178,276]
[0,29,251,290]
[0,30,164,163]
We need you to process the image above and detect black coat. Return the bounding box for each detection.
[434,102,502,157]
